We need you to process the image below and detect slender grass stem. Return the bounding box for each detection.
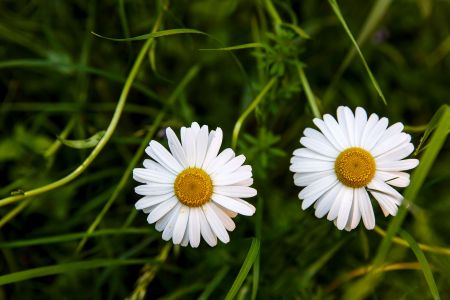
[297,65,321,118]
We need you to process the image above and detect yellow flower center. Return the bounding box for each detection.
[174,168,213,207]
[334,147,376,188]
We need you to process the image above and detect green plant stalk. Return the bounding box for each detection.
[0,13,163,208]
[297,65,321,118]
[232,77,277,149]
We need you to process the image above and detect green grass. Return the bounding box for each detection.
[1,0,450,299]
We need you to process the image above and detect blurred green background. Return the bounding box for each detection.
[0,0,449,299]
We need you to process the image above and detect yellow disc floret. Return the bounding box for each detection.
[335,147,376,188]
[174,168,213,207]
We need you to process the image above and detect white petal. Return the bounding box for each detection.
[212,169,253,186]
[336,186,354,230]
[360,113,379,149]
[214,186,257,198]
[376,142,414,162]
[166,127,188,168]
[292,148,334,161]
[142,159,167,172]
[203,202,230,243]
[211,194,255,216]
[370,190,399,216]
[182,128,196,167]
[133,168,175,184]
[372,133,410,157]
[314,183,341,218]
[300,137,339,158]
[337,106,355,147]
[364,117,389,150]
[135,193,175,210]
[195,125,209,167]
[327,185,348,221]
[191,122,200,136]
[172,205,190,244]
[323,114,349,149]
[147,196,178,224]
[214,155,246,175]
[188,208,201,248]
[155,206,177,232]
[299,175,338,210]
[234,177,254,187]
[359,188,375,229]
[347,188,361,230]
[199,208,217,246]
[180,228,189,247]
[313,118,345,151]
[294,170,335,187]
[146,141,183,174]
[202,128,223,170]
[376,171,410,187]
[289,159,334,173]
[205,148,235,174]
[135,183,173,196]
[368,178,403,203]
[210,202,236,231]
[377,159,419,171]
[162,203,182,240]
[354,107,368,147]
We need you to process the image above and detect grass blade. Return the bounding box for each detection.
[58,130,105,149]
[225,238,260,300]
[91,28,207,42]
[328,0,387,105]
[0,258,156,285]
[400,230,440,300]
[200,42,266,51]
[198,267,230,300]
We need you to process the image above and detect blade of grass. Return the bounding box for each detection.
[0,228,152,248]
[328,0,387,105]
[251,197,263,300]
[225,238,260,300]
[91,28,207,42]
[75,65,200,253]
[0,9,165,208]
[199,42,266,51]
[400,230,440,300]
[231,77,277,149]
[297,64,321,118]
[345,105,450,299]
[0,258,157,285]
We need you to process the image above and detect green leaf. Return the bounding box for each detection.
[91,28,207,42]
[0,258,156,285]
[225,238,260,300]
[400,230,440,300]
[414,105,450,156]
[328,0,387,105]
[58,130,106,149]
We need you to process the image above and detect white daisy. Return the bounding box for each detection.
[290,106,419,231]
[133,122,256,247]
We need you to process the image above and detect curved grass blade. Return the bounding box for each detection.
[400,230,440,300]
[0,258,156,285]
[197,267,229,300]
[199,42,266,51]
[225,238,260,300]
[328,0,387,105]
[91,28,207,42]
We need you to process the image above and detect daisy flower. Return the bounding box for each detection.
[133,122,256,247]
[290,106,419,231]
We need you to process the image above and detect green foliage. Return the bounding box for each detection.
[0,0,449,299]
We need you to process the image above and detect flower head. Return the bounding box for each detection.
[290,106,419,231]
[133,122,256,247]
